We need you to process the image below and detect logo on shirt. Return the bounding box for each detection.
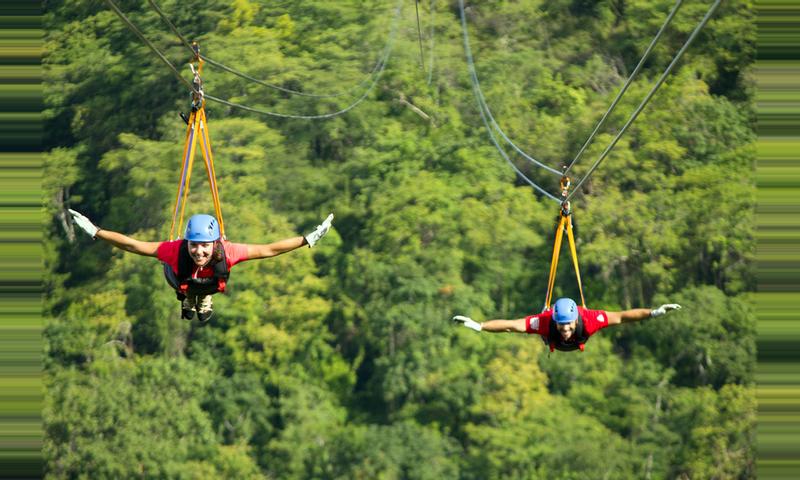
[597,314,605,323]
[530,316,539,330]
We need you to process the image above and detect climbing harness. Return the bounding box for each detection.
[163,239,230,296]
[546,316,589,353]
[163,43,230,302]
[543,171,586,310]
[168,42,226,241]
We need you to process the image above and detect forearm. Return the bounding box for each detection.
[619,308,652,323]
[96,229,136,250]
[480,318,527,333]
[94,229,159,257]
[272,236,308,253]
[247,236,307,260]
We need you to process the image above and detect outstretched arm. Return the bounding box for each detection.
[482,318,528,333]
[69,209,159,257]
[245,236,307,260]
[95,229,160,257]
[606,304,681,326]
[452,315,527,333]
[606,309,651,325]
[244,213,334,260]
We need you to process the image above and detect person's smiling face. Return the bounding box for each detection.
[187,241,214,267]
[556,320,577,341]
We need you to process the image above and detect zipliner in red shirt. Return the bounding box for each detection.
[525,306,611,351]
[157,239,249,278]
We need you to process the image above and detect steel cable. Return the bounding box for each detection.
[108,0,401,120]
[459,0,562,176]
[105,0,197,93]
[148,0,391,99]
[427,0,436,86]
[459,0,560,201]
[204,0,401,119]
[566,0,722,202]
[564,0,685,176]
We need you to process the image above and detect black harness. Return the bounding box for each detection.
[163,240,229,298]
[546,316,590,352]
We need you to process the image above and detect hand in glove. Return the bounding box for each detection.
[452,315,482,332]
[305,213,334,247]
[650,304,681,318]
[68,209,99,239]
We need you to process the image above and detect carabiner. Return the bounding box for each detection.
[560,175,571,193]
[191,41,200,63]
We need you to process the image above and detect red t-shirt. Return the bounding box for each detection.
[157,240,249,278]
[525,306,611,341]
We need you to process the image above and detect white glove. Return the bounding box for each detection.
[68,209,99,238]
[305,213,334,247]
[650,304,681,318]
[452,315,482,332]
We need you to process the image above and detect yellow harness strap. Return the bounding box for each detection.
[544,176,586,309]
[564,213,586,308]
[169,108,199,240]
[198,107,226,238]
[167,49,226,241]
[544,214,566,309]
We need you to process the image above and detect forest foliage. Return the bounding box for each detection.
[43,0,756,478]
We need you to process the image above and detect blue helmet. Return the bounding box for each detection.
[553,298,579,324]
[184,214,220,242]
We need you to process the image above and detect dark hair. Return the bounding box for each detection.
[212,240,225,263]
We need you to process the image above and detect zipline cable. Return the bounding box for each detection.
[459,0,562,176]
[202,55,385,99]
[204,0,401,119]
[564,0,684,177]
[148,0,391,99]
[415,0,426,73]
[565,0,722,202]
[460,2,559,200]
[107,0,401,120]
[104,0,197,94]
[146,0,193,51]
[427,0,436,86]
[474,96,561,202]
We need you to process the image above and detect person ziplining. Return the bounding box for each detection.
[67,210,332,323]
[66,44,334,323]
[447,0,724,352]
[453,298,681,353]
[452,175,681,352]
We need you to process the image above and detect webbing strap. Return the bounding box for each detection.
[167,105,226,240]
[543,212,586,309]
[564,215,586,307]
[544,215,566,309]
[198,108,226,238]
[168,113,192,240]
[169,110,200,240]
[167,48,226,239]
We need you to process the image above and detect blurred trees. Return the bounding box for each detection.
[43,0,755,478]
